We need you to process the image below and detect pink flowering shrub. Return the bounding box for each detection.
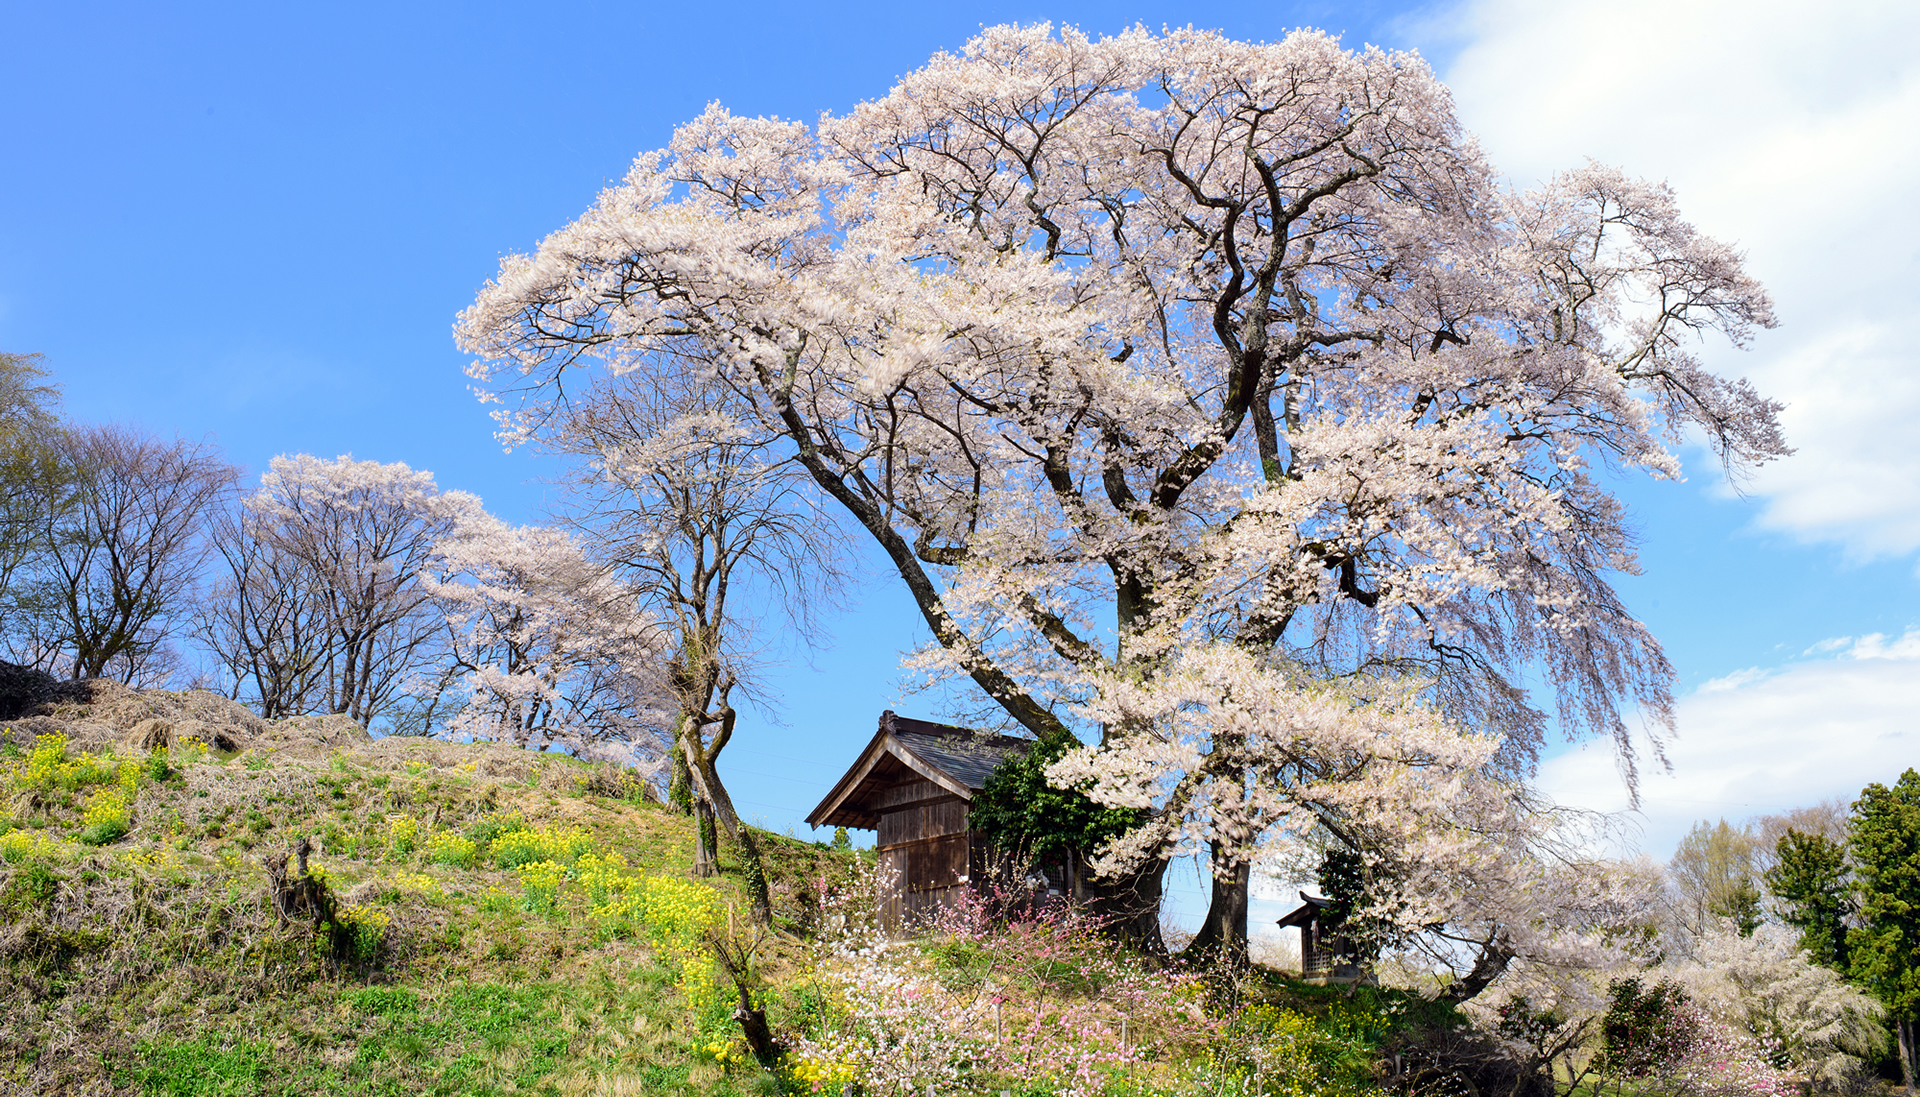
[785,874,1222,1096]
[1661,1006,1799,1097]
[1600,978,1798,1097]
[926,891,1223,1094]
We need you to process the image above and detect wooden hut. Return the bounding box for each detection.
[1274,892,1373,985]
[806,711,1032,931]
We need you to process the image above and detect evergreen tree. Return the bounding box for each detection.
[970,727,1141,868]
[1765,828,1853,970]
[1849,768,1920,1092]
[1317,846,1399,963]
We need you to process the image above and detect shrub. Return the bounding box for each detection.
[1,831,67,913]
[1223,1003,1375,1097]
[588,875,728,1028]
[10,733,121,794]
[489,828,547,869]
[11,859,60,909]
[1599,977,1798,1097]
[1601,977,1695,1079]
[337,904,390,963]
[77,763,140,845]
[0,829,67,865]
[788,878,1223,1097]
[575,850,637,903]
[174,735,210,766]
[465,812,522,847]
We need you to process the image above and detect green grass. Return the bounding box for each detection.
[0,732,844,1096]
[112,979,786,1097]
[120,1035,270,1097]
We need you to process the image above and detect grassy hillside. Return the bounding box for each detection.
[0,674,1517,1097]
[0,677,845,1097]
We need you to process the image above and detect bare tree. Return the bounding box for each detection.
[13,424,235,682]
[0,352,66,639]
[1751,799,1852,881]
[194,500,337,717]
[554,369,847,925]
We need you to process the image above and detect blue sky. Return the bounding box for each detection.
[5,0,1916,928]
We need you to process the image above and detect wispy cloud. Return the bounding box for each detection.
[1699,667,1770,693]
[1538,630,1920,857]
[1844,630,1920,660]
[1442,0,1920,560]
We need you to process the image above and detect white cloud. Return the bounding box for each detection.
[1537,630,1920,858]
[1699,666,1768,693]
[1442,0,1920,558]
[1846,630,1920,660]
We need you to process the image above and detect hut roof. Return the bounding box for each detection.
[1274,893,1333,928]
[805,711,1033,831]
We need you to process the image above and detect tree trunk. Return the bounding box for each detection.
[667,743,693,814]
[1087,855,1168,958]
[733,828,772,930]
[1897,1017,1914,1096]
[1184,844,1250,967]
[1438,936,1514,1004]
[684,705,772,927]
[710,931,783,1067]
[692,799,718,877]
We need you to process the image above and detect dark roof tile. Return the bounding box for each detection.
[886,714,1032,792]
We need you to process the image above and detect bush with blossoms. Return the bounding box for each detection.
[1598,977,1800,1097]
[782,863,1234,1097]
[1673,922,1887,1093]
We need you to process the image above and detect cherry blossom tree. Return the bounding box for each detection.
[424,509,672,765]
[457,25,1785,963]
[203,455,475,727]
[1676,922,1886,1093]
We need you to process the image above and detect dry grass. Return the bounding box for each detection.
[0,681,846,1097]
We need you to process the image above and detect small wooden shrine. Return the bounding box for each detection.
[806,711,1032,931]
[1275,892,1373,985]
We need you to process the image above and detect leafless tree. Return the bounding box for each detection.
[0,352,66,639]
[1751,799,1852,880]
[554,369,848,925]
[194,501,336,717]
[13,424,236,682]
